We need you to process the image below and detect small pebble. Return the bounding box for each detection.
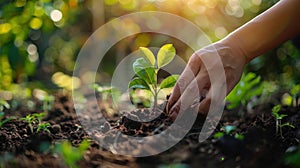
[51,124,61,133]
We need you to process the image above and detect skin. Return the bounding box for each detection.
[167,0,300,120]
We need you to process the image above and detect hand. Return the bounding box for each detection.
[167,40,248,120]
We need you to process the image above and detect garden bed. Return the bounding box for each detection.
[0,93,299,168]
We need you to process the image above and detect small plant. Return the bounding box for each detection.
[32,112,47,124]
[272,105,295,138]
[20,112,47,133]
[0,100,15,127]
[214,125,244,140]
[54,139,90,168]
[129,44,179,108]
[20,114,36,133]
[226,72,264,110]
[37,122,51,133]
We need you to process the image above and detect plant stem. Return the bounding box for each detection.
[279,120,284,139]
[153,70,159,109]
[153,90,158,109]
[276,119,279,135]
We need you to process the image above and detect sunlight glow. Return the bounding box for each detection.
[50,10,63,22]
[215,27,228,39]
[30,18,43,30]
[52,72,81,90]
[252,0,262,6]
[0,23,12,34]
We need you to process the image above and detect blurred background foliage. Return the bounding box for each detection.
[0,0,299,102]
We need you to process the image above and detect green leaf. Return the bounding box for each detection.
[234,133,244,140]
[278,114,288,119]
[78,139,90,152]
[136,67,156,85]
[129,78,150,90]
[272,105,281,114]
[213,132,224,139]
[133,58,152,74]
[160,75,179,89]
[139,47,156,66]
[157,44,176,69]
[226,72,263,110]
[281,122,295,128]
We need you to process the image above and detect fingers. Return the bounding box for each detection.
[167,55,202,111]
[170,88,211,120]
[169,71,210,120]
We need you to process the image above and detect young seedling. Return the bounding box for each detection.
[226,72,264,112]
[214,125,244,140]
[20,114,36,133]
[32,112,47,124]
[21,112,48,133]
[37,122,51,133]
[54,139,90,168]
[272,105,295,138]
[129,44,179,109]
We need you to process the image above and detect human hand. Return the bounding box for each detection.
[167,40,248,120]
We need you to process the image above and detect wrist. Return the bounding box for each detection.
[214,37,248,66]
[220,34,254,64]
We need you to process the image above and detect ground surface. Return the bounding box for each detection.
[0,93,299,168]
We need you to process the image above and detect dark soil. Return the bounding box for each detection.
[0,93,299,168]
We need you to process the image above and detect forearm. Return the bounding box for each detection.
[222,0,300,63]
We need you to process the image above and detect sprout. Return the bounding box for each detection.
[129,44,179,109]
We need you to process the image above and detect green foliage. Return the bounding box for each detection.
[54,140,90,168]
[32,112,47,124]
[213,125,244,140]
[291,84,300,96]
[20,114,36,133]
[129,44,179,108]
[20,112,47,133]
[272,105,286,120]
[37,122,51,133]
[157,44,176,69]
[0,0,85,93]
[139,47,156,66]
[272,105,295,138]
[226,72,264,110]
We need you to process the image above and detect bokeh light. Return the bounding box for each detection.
[50,9,63,22]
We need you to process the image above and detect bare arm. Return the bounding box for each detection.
[225,0,300,62]
[168,0,300,119]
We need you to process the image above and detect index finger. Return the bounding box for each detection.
[167,54,202,112]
